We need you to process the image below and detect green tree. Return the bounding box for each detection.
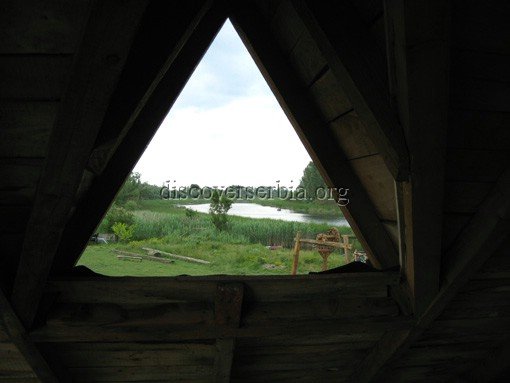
[115,172,142,205]
[298,161,327,200]
[209,190,233,231]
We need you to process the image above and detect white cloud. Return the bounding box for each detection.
[132,20,312,188]
[134,94,311,187]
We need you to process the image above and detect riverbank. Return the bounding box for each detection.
[161,196,344,218]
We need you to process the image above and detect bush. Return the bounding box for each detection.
[112,222,134,242]
[100,205,135,233]
[124,200,138,211]
[209,190,233,231]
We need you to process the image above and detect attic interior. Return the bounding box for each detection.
[0,0,509,382]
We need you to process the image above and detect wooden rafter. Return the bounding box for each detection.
[351,167,510,382]
[11,0,150,328]
[385,0,450,314]
[230,1,399,269]
[50,1,227,274]
[292,0,410,182]
[0,289,58,382]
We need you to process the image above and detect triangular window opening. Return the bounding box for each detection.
[77,20,361,276]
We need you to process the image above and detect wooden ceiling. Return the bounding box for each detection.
[0,0,509,381]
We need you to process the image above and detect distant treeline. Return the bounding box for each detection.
[115,161,330,206]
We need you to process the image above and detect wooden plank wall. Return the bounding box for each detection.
[0,0,90,290]
[442,0,510,260]
[28,273,404,382]
[376,245,510,382]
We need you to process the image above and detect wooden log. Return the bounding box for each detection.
[115,255,142,262]
[142,247,210,265]
[114,249,174,264]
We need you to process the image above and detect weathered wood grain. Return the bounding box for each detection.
[0,0,90,54]
[308,69,352,122]
[349,154,397,221]
[385,0,449,316]
[11,0,150,328]
[0,101,57,157]
[294,0,409,181]
[448,110,510,151]
[269,0,304,56]
[0,289,57,382]
[37,342,216,368]
[288,32,327,87]
[446,149,510,183]
[354,166,510,382]
[46,273,398,304]
[0,55,73,100]
[330,112,379,160]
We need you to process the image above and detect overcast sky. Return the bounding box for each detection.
[133,20,311,188]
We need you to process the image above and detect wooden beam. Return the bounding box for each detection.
[292,0,409,181]
[11,0,149,328]
[350,167,510,382]
[51,1,227,275]
[385,0,450,315]
[230,1,399,269]
[214,283,244,383]
[0,289,58,382]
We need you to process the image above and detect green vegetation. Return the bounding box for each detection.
[298,161,327,200]
[127,200,353,248]
[80,200,356,276]
[79,165,355,277]
[209,189,233,231]
[79,241,345,276]
[112,222,134,242]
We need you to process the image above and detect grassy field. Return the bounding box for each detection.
[79,200,354,276]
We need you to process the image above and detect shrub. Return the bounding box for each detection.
[124,200,138,211]
[209,190,233,231]
[101,205,135,233]
[112,222,134,242]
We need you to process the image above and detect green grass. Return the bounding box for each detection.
[80,199,355,276]
[79,241,346,276]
